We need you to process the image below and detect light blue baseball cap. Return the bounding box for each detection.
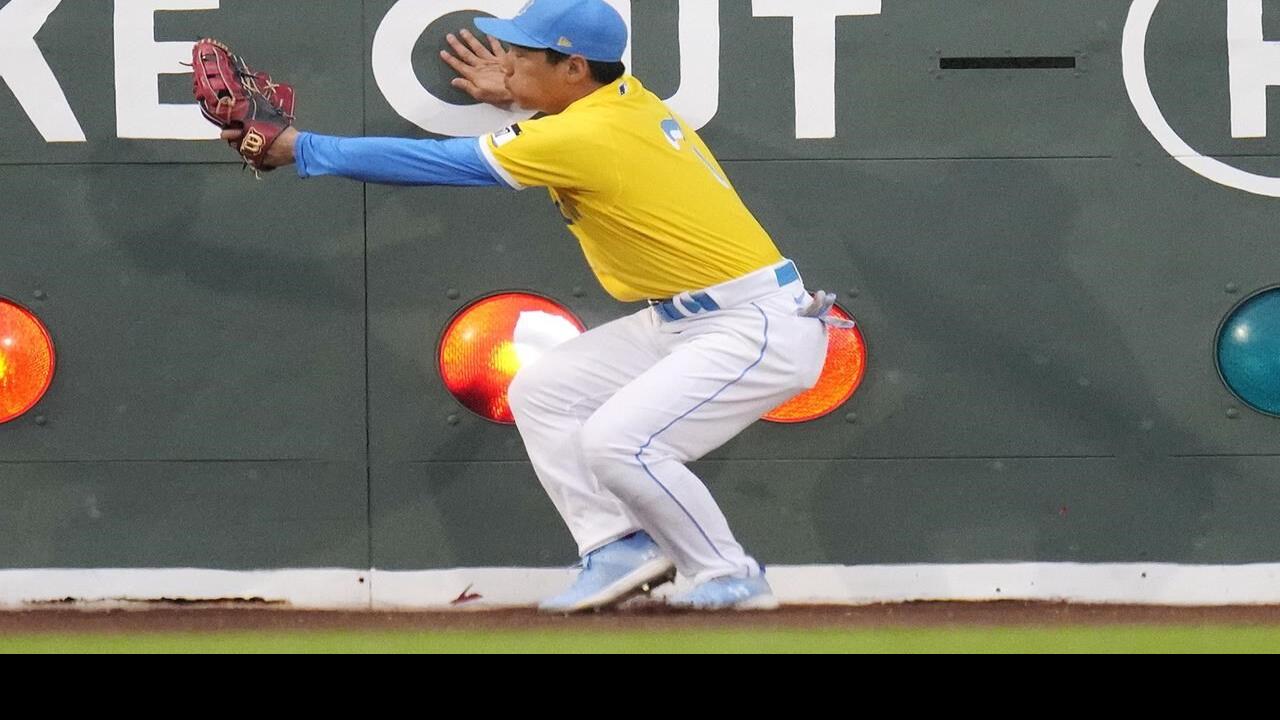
[475,0,628,63]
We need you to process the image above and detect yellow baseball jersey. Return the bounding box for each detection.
[477,76,783,302]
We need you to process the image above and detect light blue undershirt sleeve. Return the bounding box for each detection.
[294,132,501,187]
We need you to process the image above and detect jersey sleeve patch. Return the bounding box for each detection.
[491,123,523,148]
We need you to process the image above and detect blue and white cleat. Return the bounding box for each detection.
[668,574,781,611]
[538,531,677,614]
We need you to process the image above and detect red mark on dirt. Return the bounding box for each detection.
[451,584,483,606]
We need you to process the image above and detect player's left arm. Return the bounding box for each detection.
[293,133,501,186]
[221,127,503,187]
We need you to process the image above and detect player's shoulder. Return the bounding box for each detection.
[487,76,663,149]
[486,117,591,158]
[552,75,658,126]
[490,106,614,151]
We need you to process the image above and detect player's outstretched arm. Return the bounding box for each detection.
[440,30,515,109]
[221,128,503,187]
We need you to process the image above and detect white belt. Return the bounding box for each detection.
[650,260,802,322]
[650,259,855,329]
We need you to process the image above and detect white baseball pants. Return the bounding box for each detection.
[508,261,828,584]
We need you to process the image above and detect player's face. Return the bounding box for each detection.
[502,46,577,114]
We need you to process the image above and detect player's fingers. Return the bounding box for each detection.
[460,29,490,58]
[220,128,243,142]
[446,33,480,64]
[450,77,480,96]
[439,49,477,79]
[487,35,506,56]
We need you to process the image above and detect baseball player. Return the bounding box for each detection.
[204,0,844,612]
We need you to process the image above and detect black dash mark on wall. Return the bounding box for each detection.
[940,57,1077,70]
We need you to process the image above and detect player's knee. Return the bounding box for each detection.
[579,417,635,480]
[506,370,532,418]
[507,363,549,419]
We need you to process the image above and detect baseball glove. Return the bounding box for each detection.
[191,38,295,172]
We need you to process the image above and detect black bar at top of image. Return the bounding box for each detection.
[940,56,1077,70]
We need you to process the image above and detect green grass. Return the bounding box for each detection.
[3,626,1280,653]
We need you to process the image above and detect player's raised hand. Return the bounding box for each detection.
[441,30,514,108]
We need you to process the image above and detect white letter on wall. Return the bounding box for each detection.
[0,0,85,142]
[752,0,880,139]
[374,0,634,136]
[1228,0,1280,138]
[664,0,719,130]
[115,0,221,140]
